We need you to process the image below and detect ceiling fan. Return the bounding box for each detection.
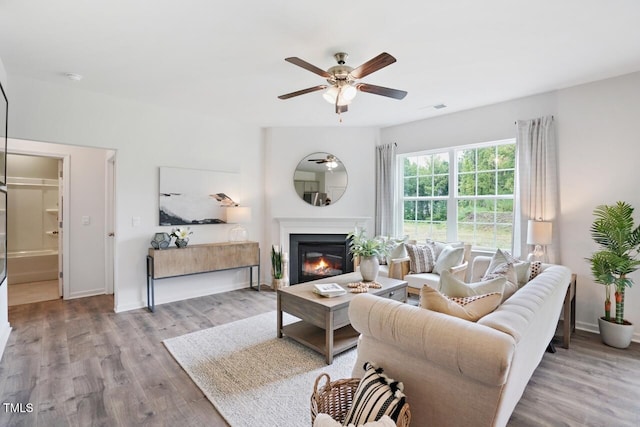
[278,52,408,115]
[308,154,339,169]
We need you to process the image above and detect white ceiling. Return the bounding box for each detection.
[1,1,640,128]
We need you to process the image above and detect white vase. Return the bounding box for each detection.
[598,317,634,349]
[359,255,380,282]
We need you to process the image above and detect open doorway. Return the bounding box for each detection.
[6,153,63,306]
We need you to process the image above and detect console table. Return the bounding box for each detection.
[146,241,260,312]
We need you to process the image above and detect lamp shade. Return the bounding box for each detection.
[226,206,251,224]
[526,220,552,245]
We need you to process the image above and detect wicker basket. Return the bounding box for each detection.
[310,373,411,426]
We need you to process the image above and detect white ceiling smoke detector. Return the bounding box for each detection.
[64,73,83,81]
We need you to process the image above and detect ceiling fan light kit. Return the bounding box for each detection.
[278,52,407,116]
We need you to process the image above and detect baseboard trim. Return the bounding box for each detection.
[115,282,250,313]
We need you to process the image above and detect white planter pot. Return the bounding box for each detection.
[359,256,380,282]
[598,317,634,349]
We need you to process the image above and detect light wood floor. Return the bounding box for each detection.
[0,289,638,426]
[8,280,60,306]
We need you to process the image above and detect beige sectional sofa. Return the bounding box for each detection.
[348,257,571,427]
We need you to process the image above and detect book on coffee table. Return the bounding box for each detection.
[313,283,346,297]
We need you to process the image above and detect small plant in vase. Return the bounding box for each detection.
[171,227,193,248]
[347,228,387,282]
[586,201,640,348]
[271,245,285,290]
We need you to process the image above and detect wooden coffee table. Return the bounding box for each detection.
[276,272,408,364]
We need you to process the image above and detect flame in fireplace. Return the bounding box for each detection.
[303,257,339,276]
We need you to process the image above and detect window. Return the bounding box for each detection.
[399,139,516,250]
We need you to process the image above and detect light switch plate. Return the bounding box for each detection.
[81,215,91,225]
[132,216,141,227]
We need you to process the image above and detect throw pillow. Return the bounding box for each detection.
[313,414,396,427]
[386,236,409,265]
[433,245,465,275]
[529,261,542,281]
[342,362,406,426]
[426,239,464,260]
[439,269,506,297]
[483,249,519,301]
[497,249,531,286]
[420,285,502,321]
[405,243,435,273]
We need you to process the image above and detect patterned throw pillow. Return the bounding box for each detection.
[342,362,406,426]
[529,261,542,281]
[420,285,502,321]
[405,243,435,273]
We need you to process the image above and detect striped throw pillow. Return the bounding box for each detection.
[405,243,435,273]
[343,362,406,426]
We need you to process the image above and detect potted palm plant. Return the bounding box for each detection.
[347,228,387,282]
[586,201,639,348]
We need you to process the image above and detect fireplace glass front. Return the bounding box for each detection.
[289,234,353,284]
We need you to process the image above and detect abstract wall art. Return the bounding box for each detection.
[159,166,240,226]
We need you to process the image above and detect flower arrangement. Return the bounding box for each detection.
[171,227,193,241]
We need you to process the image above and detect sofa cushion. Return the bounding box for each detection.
[439,269,506,297]
[343,362,406,426]
[433,245,465,275]
[419,285,502,321]
[404,272,440,290]
[406,243,436,273]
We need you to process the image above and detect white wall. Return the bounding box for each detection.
[263,127,378,281]
[382,71,640,342]
[8,75,263,312]
[0,56,10,356]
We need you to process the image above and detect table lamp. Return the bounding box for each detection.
[526,219,552,262]
[226,207,251,241]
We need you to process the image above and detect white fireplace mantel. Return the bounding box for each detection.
[275,217,371,254]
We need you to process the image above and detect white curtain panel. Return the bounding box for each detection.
[514,116,560,263]
[375,143,397,237]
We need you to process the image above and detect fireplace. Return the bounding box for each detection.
[289,234,353,284]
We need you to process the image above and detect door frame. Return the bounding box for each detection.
[105,152,116,296]
[7,148,70,299]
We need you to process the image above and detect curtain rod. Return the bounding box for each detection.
[514,115,554,125]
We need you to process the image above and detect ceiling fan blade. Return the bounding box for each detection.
[278,85,328,100]
[356,83,407,100]
[350,52,397,79]
[284,57,332,78]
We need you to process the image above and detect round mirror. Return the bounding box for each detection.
[293,152,348,206]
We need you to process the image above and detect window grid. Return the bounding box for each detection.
[399,140,515,250]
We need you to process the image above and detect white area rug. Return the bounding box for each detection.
[163,311,357,427]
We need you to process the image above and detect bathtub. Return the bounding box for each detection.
[7,249,59,285]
